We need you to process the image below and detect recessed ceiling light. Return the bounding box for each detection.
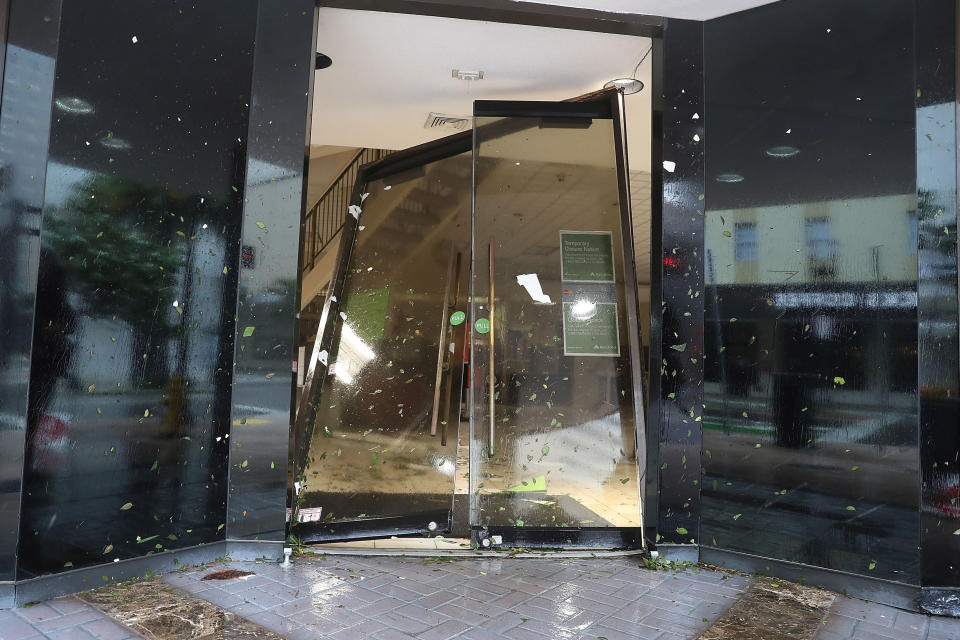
[766,145,800,158]
[99,135,131,150]
[55,97,94,114]
[715,173,745,183]
[603,78,644,95]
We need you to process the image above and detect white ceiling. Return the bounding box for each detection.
[515,0,779,20]
[311,8,652,170]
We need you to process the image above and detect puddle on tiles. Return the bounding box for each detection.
[697,577,835,640]
[79,578,286,640]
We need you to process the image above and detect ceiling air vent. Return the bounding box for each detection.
[424,112,471,131]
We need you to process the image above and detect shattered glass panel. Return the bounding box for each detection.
[297,152,471,526]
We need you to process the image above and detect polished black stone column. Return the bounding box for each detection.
[0,0,63,586]
[226,0,317,543]
[917,0,960,598]
[652,18,706,547]
[16,0,260,579]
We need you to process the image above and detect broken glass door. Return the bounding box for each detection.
[469,95,646,549]
[293,138,472,541]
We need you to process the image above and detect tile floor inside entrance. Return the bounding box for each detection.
[3,553,959,640]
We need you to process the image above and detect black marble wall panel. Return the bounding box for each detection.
[653,18,705,546]
[16,0,259,578]
[917,0,960,589]
[700,0,921,584]
[227,1,316,542]
[0,0,63,581]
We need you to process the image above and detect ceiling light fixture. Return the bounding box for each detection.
[715,173,745,183]
[603,45,652,95]
[603,78,644,95]
[99,135,131,150]
[766,145,800,158]
[55,96,94,115]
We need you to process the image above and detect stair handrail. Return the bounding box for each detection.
[302,147,389,274]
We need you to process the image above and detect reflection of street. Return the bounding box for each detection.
[702,411,920,584]
[702,471,919,584]
[17,371,299,576]
[17,380,229,577]
[704,385,917,446]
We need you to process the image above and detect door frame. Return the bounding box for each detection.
[468,93,647,549]
[291,130,473,542]
[299,1,668,544]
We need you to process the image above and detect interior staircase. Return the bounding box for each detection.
[300,147,391,309]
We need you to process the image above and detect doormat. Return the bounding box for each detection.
[695,577,835,640]
[79,577,287,640]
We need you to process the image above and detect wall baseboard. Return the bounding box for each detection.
[654,543,699,564]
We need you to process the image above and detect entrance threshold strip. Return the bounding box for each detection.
[305,538,648,559]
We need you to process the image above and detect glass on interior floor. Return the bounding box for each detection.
[470,106,644,531]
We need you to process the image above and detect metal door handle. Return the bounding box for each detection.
[488,237,495,456]
[431,240,457,438]
[440,251,463,447]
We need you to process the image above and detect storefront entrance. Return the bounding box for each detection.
[292,91,647,550]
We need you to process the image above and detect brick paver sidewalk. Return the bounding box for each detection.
[1,554,959,639]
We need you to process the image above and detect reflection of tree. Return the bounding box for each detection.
[47,175,186,386]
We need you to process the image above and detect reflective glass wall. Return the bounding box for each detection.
[15,0,260,578]
[700,0,922,583]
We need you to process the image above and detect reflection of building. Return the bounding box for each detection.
[707,194,918,286]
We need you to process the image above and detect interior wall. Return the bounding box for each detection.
[305,146,359,207]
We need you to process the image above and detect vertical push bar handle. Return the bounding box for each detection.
[430,240,457,438]
[488,238,495,456]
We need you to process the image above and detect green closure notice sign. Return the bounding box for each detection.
[559,231,615,282]
[562,300,620,357]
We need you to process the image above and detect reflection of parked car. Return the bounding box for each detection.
[31,411,72,473]
[930,474,960,520]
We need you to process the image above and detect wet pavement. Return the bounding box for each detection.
[1,553,959,639]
